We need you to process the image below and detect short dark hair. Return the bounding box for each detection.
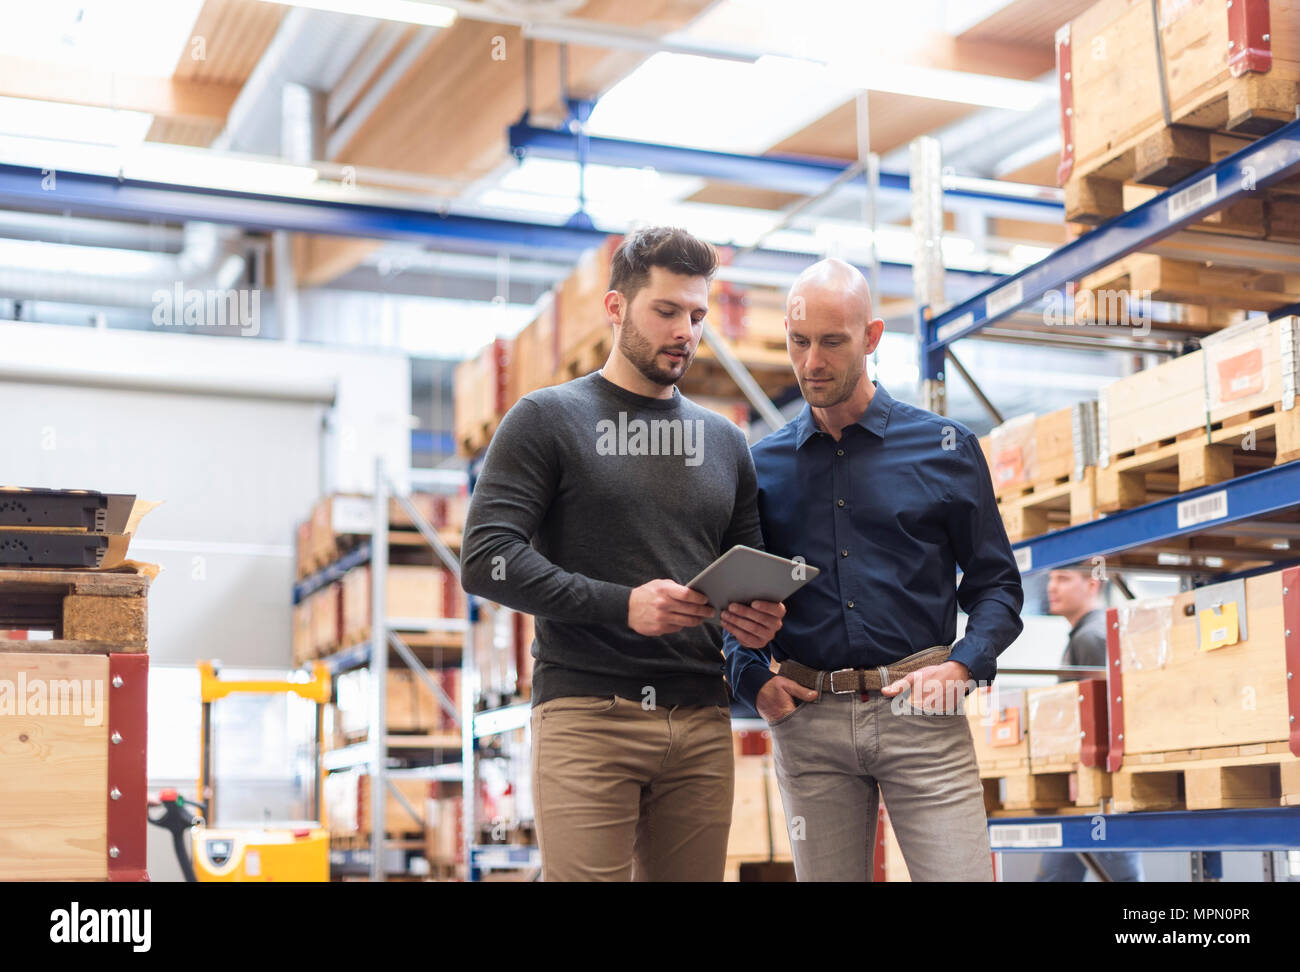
[608,226,718,303]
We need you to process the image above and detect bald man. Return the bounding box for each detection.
[721,259,1024,881]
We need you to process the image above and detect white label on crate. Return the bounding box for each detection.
[331,495,374,535]
[935,312,974,344]
[1013,546,1033,573]
[245,850,261,876]
[985,280,1024,319]
[1167,173,1217,222]
[989,823,1063,848]
[1211,626,1228,642]
[1176,489,1228,529]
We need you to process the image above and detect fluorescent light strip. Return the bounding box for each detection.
[255,0,457,27]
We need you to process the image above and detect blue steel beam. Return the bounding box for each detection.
[0,163,607,259]
[507,120,1064,221]
[924,117,1300,374]
[990,807,1300,852]
[1011,460,1300,577]
[0,162,999,299]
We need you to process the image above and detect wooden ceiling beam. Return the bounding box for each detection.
[0,57,241,127]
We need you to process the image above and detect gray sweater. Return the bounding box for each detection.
[1063,608,1108,668]
[460,370,762,707]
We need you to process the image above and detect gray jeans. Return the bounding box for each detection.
[768,662,993,882]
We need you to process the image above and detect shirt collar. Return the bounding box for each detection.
[794,381,895,448]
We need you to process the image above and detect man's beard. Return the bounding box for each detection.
[801,359,865,407]
[618,311,694,386]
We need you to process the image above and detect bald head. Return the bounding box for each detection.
[783,258,884,409]
[787,258,874,326]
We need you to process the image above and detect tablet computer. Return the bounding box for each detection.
[686,544,820,612]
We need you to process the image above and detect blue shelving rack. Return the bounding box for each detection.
[918,118,1300,870]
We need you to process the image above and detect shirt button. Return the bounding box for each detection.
[840,549,848,557]
[836,449,844,457]
[847,601,855,609]
[837,499,845,507]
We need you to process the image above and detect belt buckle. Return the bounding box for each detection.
[828,669,858,694]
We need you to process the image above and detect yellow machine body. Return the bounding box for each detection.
[194,662,333,882]
[192,826,330,882]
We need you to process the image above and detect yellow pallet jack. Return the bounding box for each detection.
[149,661,332,882]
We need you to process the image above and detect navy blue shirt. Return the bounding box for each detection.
[723,382,1024,708]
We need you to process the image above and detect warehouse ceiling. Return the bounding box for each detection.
[0,0,1085,367]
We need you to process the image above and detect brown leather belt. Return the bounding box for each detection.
[777,646,952,695]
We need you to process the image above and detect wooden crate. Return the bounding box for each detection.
[1097,317,1300,510]
[986,405,1090,498]
[309,583,342,659]
[0,565,152,881]
[726,754,791,864]
[1025,679,1113,807]
[291,599,313,666]
[339,564,463,650]
[1100,316,1300,458]
[324,771,432,837]
[334,667,448,737]
[454,338,510,457]
[1111,564,1298,756]
[556,237,619,366]
[506,298,559,407]
[1108,564,1300,808]
[1059,0,1300,223]
[423,793,464,873]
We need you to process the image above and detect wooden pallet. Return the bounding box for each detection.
[1097,405,1300,512]
[458,414,503,459]
[998,467,1098,542]
[1081,252,1300,314]
[0,566,150,647]
[1066,130,1299,229]
[557,328,613,383]
[1113,743,1300,812]
[978,763,1111,813]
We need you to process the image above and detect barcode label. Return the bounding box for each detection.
[1168,174,1217,221]
[986,280,1024,318]
[330,495,374,534]
[989,823,1063,848]
[936,312,973,344]
[1177,489,1228,529]
[1211,626,1228,642]
[1014,546,1032,572]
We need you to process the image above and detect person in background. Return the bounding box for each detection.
[1035,566,1143,882]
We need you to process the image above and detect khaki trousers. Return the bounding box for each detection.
[530,694,734,881]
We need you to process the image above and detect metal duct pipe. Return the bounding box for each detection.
[0,222,247,311]
[0,211,183,252]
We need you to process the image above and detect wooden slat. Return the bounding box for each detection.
[0,653,109,880]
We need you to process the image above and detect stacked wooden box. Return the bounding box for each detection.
[966,680,1112,813]
[1059,0,1300,231]
[324,771,433,839]
[978,401,1100,541]
[333,666,462,743]
[1109,564,1300,811]
[1096,315,1300,512]
[294,492,467,582]
[0,565,153,881]
[293,564,463,665]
